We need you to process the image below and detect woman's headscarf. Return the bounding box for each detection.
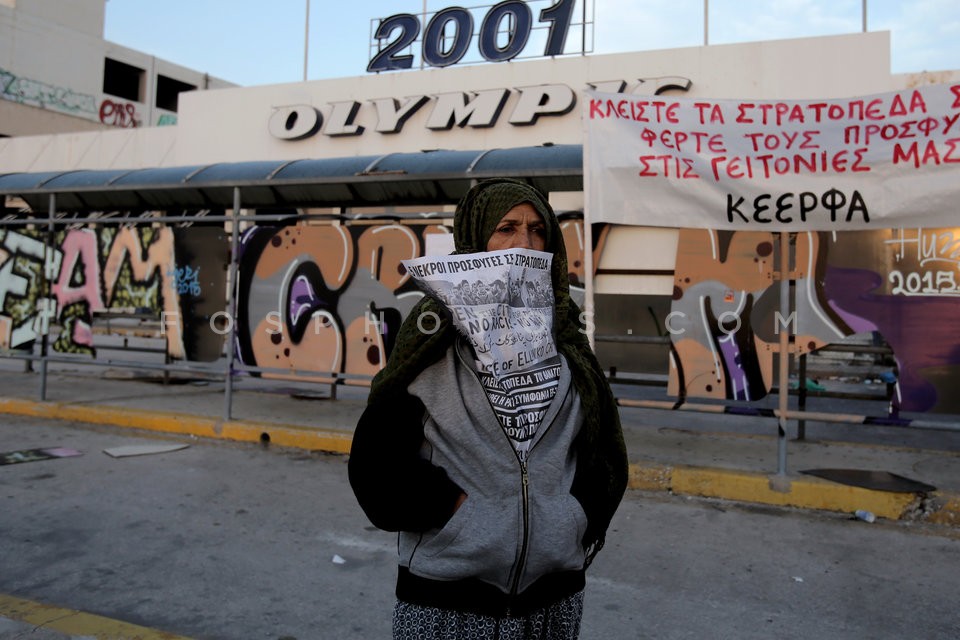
[368,178,627,548]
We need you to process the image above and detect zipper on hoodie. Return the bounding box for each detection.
[509,461,530,599]
[455,341,547,601]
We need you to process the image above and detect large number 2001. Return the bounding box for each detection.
[368,0,576,72]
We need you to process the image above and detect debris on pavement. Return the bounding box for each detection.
[789,377,826,391]
[103,443,190,458]
[0,447,82,465]
[799,468,936,493]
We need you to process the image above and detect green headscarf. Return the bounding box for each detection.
[368,178,627,548]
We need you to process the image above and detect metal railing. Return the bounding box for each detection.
[3,197,959,482]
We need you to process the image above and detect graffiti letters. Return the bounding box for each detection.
[99,99,140,128]
[0,229,63,349]
[0,66,97,115]
[236,222,435,383]
[0,226,184,356]
[171,265,202,296]
[886,227,960,269]
[4,213,958,413]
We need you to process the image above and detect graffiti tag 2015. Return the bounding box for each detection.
[823,228,960,413]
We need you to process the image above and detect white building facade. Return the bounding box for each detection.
[2,4,959,419]
[4,27,958,171]
[0,0,232,138]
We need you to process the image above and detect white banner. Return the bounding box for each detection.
[583,84,960,230]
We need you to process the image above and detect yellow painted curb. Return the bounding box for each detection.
[927,493,960,526]
[672,465,917,519]
[628,463,672,491]
[628,462,920,520]
[0,398,353,455]
[0,593,192,639]
[3,397,956,525]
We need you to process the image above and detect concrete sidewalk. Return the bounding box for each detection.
[1,363,959,530]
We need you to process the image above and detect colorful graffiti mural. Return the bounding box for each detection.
[2,213,958,414]
[668,230,846,401]
[233,215,589,384]
[235,220,447,383]
[824,228,960,414]
[0,225,225,361]
[666,227,960,414]
[0,215,584,381]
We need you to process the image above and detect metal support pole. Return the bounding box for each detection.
[704,0,709,46]
[223,188,242,421]
[582,0,587,55]
[39,194,55,401]
[303,0,310,81]
[776,231,791,475]
[583,215,595,351]
[582,137,596,351]
[797,353,807,440]
[420,0,428,70]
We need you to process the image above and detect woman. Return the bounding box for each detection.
[348,178,628,639]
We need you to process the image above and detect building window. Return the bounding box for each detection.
[103,58,144,102]
[155,75,197,112]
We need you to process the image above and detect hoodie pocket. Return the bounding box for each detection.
[407,495,520,587]
[522,491,588,583]
[416,496,475,559]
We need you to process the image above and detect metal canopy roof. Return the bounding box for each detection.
[0,145,583,213]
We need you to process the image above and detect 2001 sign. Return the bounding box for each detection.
[368,0,578,72]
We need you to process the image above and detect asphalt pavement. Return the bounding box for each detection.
[1,358,958,523]
[1,413,959,639]
[2,357,960,638]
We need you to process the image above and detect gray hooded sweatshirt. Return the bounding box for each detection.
[402,338,588,595]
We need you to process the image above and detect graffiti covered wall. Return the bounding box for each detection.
[2,214,958,414]
[824,228,960,413]
[0,225,226,361]
[666,227,960,414]
[0,214,583,381]
[0,66,146,129]
[235,220,444,383]
[0,66,97,118]
[233,215,589,384]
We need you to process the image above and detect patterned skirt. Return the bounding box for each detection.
[393,590,584,640]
